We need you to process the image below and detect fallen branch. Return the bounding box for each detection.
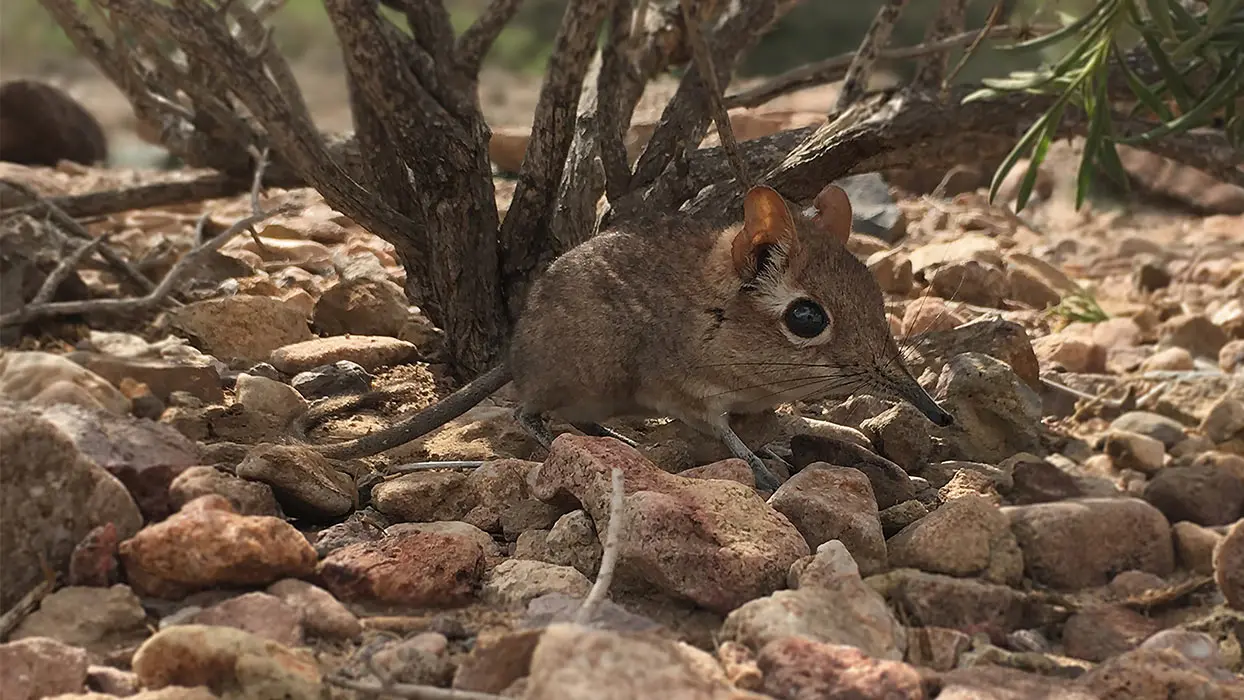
[0,150,292,328]
[29,234,110,306]
[0,577,54,642]
[575,466,625,626]
[325,675,504,700]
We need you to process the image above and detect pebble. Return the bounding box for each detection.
[268,335,418,374]
[788,436,915,509]
[0,405,142,612]
[529,436,809,613]
[1110,411,1188,449]
[769,465,887,576]
[312,516,383,557]
[290,360,372,398]
[387,520,501,557]
[1139,630,1225,670]
[934,352,1044,464]
[1061,605,1162,662]
[1214,520,1244,610]
[886,494,1023,585]
[544,510,603,577]
[316,532,485,606]
[1143,464,1244,526]
[0,637,89,700]
[168,466,281,517]
[1033,333,1106,373]
[481,559,592,608]
[233,374,308,423]
[866,248,914,294]
[1103,430,1166,474]
[1078,647,1244,699]
[236,444,356,520]
[312,276,411,337]
[860,403,935,472]
[868,569,1027,635]
[1159,313,1229,359]
[369,632,454,686]
[131,624,320,699]
[68,351,223,404]
[928,259,1009,307]
[11,585,148,655]
[1200,396,1244,443]
[1141,346,1196,372]
[189,591,304,646]
[1004,497,1174,590]
[1220,339,1244,373]
[0,351,130,415]
[901,297,966,336]
[1172,521,1223,575]
[905,626,972,671]
[879,499,929,537]
[266,578,362,640]
[758,637,924,700]
[789,540,861,589]
[164,295,311,363]
[118,495,317,598]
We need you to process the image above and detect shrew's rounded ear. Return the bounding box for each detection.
[810,184,853,244]
[733,186,797,277]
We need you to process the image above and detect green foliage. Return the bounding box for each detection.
[966,0,1244,213]
[1048,288,1110,323]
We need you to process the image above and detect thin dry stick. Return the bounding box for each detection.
[324,676,504,700]
[677,0,751,188]
[0,578,54,642]
[0,150,290,327]
[28,234,110,306]
[575,466,625,626]
[944,0,1005,87]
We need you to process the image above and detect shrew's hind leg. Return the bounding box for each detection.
[707,413,782,493]
[515,409,556,451]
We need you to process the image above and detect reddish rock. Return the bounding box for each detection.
[67,522,120,587]
[1078,647,1244,699]
[680,458,755,487]
[1061,605,1162,662]
[758,637,925,700]
[190,592,304,646]
[0,637,89,700]
[1215,520,1244,610]
[118,495,317,597]
[317,532,485,607]
[769,466,887,576]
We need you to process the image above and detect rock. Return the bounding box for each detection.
[1143,465,1244,526]
[131,625,320,699]
[928,259,1009,307]
[906,317,1042,391]
[387,520,501,557]
[935,353,1045,463]
[0,637,90,700]
[31,402,203,521]
[722,581,906,661]
[236,444,356,520]
[118,495,317,598]
[462,459,542,533]
[1111,411,1188,449]
[290,361,372,398]
[904,627,972,672]
[1201,396,1244,443]
[0,79,107,166]
[67,351,223,404]
[887,494,1023,585]
[757,636,924,700]
[523,593,663,634]
[789,540,862,589]
[908,233,1000,273]
[938,666,1093,699]
[1135,259,1173,292]
[769,465,887,576]
[1141,347,1197,372]
[266,578,362,640]
[1007,455,1084,504]
[67,523,120,587]
[165,295,311,363]
[788,435,916,509]
[168,466,281,517]
[1172,521,1223,575]
[680,458,755,486]
[839,173,907,242]
[1061,605,1162,662]
[1104,430,1167,475]
[0,405,143,611]
[367,632,454,686]
[373,470,472,523]
[1221,340,1244,373]
[313,277,410,337]
[523,623,760,700]
[11,585,147,655]
[1215,520,1244,610]
[316,532,485,607]
[481,559,592,608]
[529,436,809,613]
[1159,313,1229,359]
[880,500,929,537]
[1033,333,1106,373]
[189,592,303,646]
[867,249,914,294]
[1106,570,1167,599]
[233,374,307,423]
[268,335,418,374]
[860,404,934,472]
[1078,647,1244,699]
[1004,498,1175,590]
[84,665,141,696]
[0,351,129,415]
[544,510,603,577]
[868,569,1028,636]
[901,297,966,336]
[1139,630,1225,670]
[312,516,384,557]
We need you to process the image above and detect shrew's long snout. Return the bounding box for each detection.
[879,363,955,427]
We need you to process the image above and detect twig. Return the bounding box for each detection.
[575,467,624,626]
[29,234,110,306]
[944,0,1005,87]
[0,150,290,327]
[910,0,970,89]
[835,0,908,111]
[678,0,751,188]
[0,577,54,642]
[455,0,526,76]
[325,675,505,700]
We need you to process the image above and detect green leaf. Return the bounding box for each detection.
[1141,29,1197,113]
[999,1,1115,52]
[962,87,1006,103]
[988,107,1058,207]
[1123,53,1244,143]
[1115,44,1175,121]
[1143,0,1178,40]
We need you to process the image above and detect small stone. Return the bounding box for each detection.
[860,404,934,473]
[1159,313,1229,359]
[1201,396,1244,444]
[1143,464,1244,526]
[1103,430,1167,475]
[369,632,454,686]
[1214,520,1244,610]
[268,335,418,374]
[168,466,281,517]
[887,494,1023,585]
[544,510,603,577]
[313,277,411,338]
[84,665,140,696]
[131,624,320,699]
[372,471,472,523]
[1078,647,1244,699]
[928,259,1009,307]
[67,523,120,587]
[905,627,971,672]
[481,559,592,608]
[1007,262,1063,310]
[789,540,861,589]
[1134,260,1172,292]
[680,458,754,486]
[316,532,485,607]
[0,637,89,700]
[118,495,317,597]
[1110,411,1188,449]
[769,465,887,576]
[1106,570,1167,599]
[1220,339,1244,373]
[11,585,147,655]
[68,351,223,404]
[1007,455,1084,504]
[462,459,541,533]
[236,444,356,520]
[266,578,362,640]
[866,249,914,294]
[718,640,762,691]
[233,374,307,423]
[879,500,928,537]
[1003,497,1175,590]
[1061,605,1161,662]
[1033,334,1106,374]
[1172,521,1223,575]
[189,592,303,646]
[1092,317,1144,349]
[165,295,311,363]
[901,297,966,336]
[290,361,372,398]
[934,353,1044,464]
[788,435,916,509]
[312,516,384,557]
[867,569,1027,636]
[1139,630,1225,669]
[388,520,500,557]
[1141,346,1196,372]
[757,637,924,700]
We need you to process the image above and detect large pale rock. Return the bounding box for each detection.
[131,625,320,700]
[934,353,1045,463]
[11,585,147,655]
[481,559,592,608]
[236,444,356,520]
[165,295,311,362]
[1215,520,1244,610]
[268,335,417,374]
[0,351,130,415]
[867,569,1028,636]
[0,637,90,700]
[529,435,809,613]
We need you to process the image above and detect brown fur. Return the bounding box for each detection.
[0,79,108,167]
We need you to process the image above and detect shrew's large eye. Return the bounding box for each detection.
[784,299,829,338]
